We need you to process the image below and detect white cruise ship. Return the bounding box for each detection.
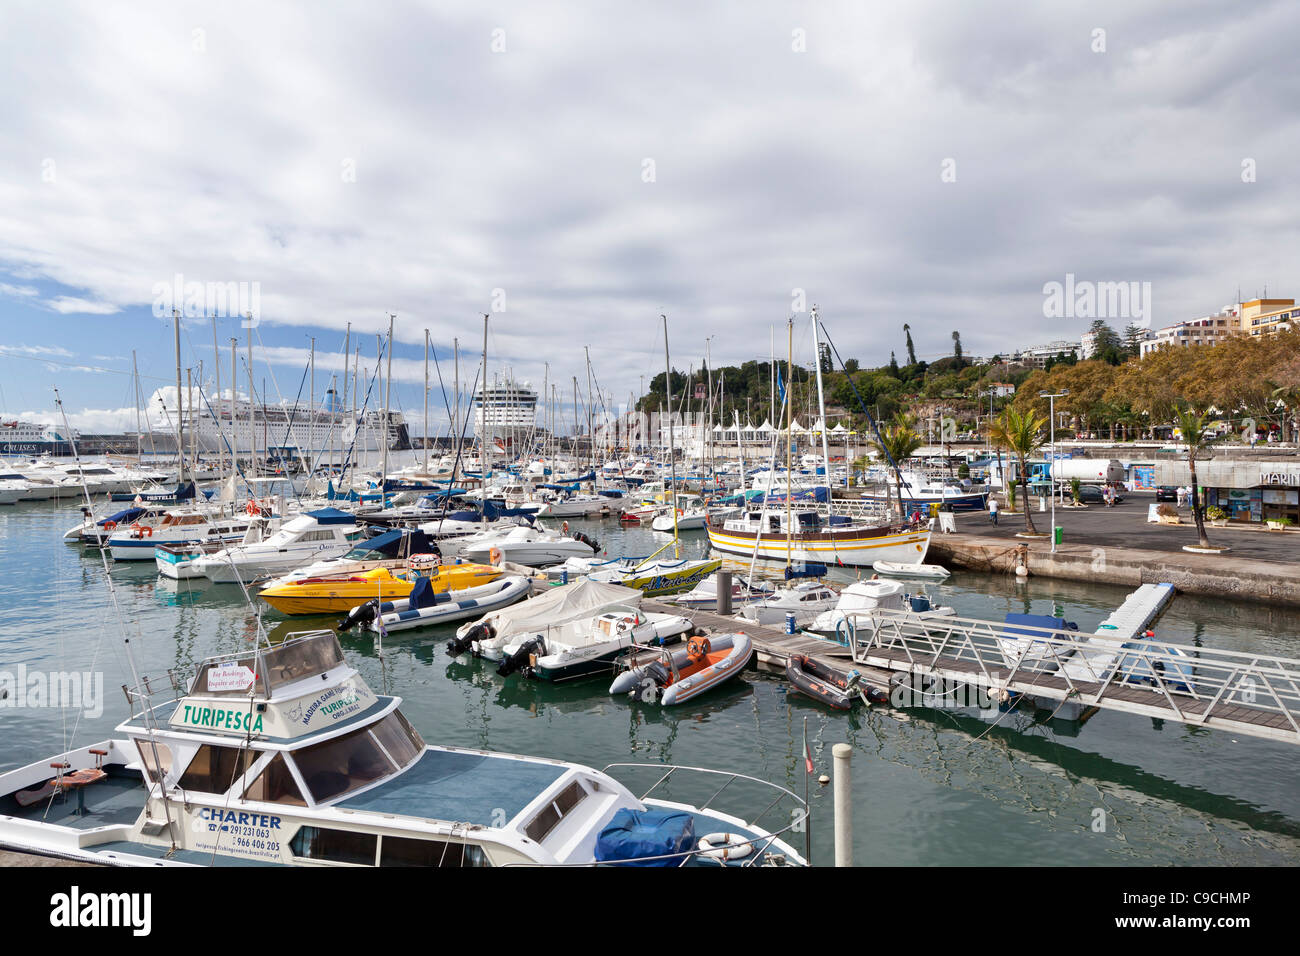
[185,390,410,455]
[474,377,538,443]
[0,419,79,456]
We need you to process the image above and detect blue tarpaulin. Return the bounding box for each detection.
[594,808,696,867]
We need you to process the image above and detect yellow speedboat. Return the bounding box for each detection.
[259,562,503,615]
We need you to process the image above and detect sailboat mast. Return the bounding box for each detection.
[212,320,222,475]
[453,337,460,464]
[785,317,794,565]
[229,339,237,473]
[663,315,680,551]
[341,322,351,477]
[480,314,489,529]
[423,327,430,474]
[132,350,141,462]
[383,315,394,506]
[246,320,254,477]
[172,309,185,484]
[810,306,831,492]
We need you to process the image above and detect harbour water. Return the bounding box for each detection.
[2,498,1298,866]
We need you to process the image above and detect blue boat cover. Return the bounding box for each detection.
[408,576,436,610]
[594,808,696,867]
[784,563,828,580]
[101,507,145,526]
[306,507,356,525]
[357,528,435,557]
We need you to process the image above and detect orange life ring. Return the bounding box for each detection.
[246,500,259,516]
[102,520,117,530]
[489,547,502,565]
[138,526,153,538]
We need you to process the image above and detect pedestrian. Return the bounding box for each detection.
[1176,486,1185,507]
[988,496,999,525]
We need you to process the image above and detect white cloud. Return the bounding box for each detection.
[0,283,38,298]
[45,296,120,315]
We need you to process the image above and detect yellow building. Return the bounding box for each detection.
[1239,298,1297,336]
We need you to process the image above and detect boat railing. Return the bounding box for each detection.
[504,763,809,867]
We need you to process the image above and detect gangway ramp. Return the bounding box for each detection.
[852,610,1300,745]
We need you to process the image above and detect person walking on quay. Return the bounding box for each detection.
[988,496,999,525]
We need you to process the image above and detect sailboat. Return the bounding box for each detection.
[706,309,932,568]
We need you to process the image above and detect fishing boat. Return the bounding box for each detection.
[155,540,231,580]
[191,508,363,584]
[872,560,951,581]
[706,507,932,568]
[495,609,695,682]
[609,633,753,706]
[448,577,644,661]
[347,574,534,634]
[784,655,887,710]
[0,629,806,867]
[261,559,504,616]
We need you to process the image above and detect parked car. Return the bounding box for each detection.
[1155,486,1178,502]
[1076,485,1125,504]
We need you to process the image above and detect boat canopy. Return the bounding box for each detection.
[348,528,435,558]
[479,576,642,633]
[100,507,145,526]
[306,507,357,525]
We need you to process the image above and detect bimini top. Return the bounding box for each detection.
[348,528,435,558]
[306,507,357,525]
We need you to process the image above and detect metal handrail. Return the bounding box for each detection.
[852,609,1300,740]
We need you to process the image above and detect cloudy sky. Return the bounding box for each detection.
[1,1,1297,434]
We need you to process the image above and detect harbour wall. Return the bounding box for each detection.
[929,533,1300,607]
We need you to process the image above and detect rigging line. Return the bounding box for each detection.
[817,323,907,493]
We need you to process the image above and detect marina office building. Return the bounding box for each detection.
[1156,458,1300,524]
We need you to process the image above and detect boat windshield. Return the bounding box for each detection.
[291,712,423,804]
[190,631,345,698]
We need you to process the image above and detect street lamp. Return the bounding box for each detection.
[1039,389,1069,552]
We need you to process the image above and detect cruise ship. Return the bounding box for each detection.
[186,390,410,455]
[474,377,539,443]
[0,419,79,456]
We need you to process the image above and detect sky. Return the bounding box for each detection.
[1,1,1297,435]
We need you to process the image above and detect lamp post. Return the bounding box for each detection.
[1039,389,1069,552]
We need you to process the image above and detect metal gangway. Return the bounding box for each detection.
[849,610,1300,745]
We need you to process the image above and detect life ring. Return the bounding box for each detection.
[697,832,752,861]
[489,547,502,565]
[102,520,117,530]
[246,500,259,516]
[137,525,153,538]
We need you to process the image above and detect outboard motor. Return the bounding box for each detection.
[573,531,600,553]
[447,620,493,657]
[338,599,379,633]
[497,635,544,678]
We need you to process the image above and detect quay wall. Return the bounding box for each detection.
[929,533,1300,607]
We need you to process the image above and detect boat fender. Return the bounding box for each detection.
[447,621,493,657]
[697,833,753,862]
[338,599,379,633]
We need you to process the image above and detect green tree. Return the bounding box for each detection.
[904,324,917,366]
[952,330,964,366]
[986,406,1047,534]
[872,419,923,520]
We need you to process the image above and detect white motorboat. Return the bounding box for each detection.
[456,523,600,568]
[105,509,259,561]
[735,580,841,628]
[663,571,775,611]
[805,578,955,641]
[872,561,951,581]
[0,629,805,867]
[356,574,534,634]
[449,577,644,661]
[496,609,695,682]
[192,508,362,584]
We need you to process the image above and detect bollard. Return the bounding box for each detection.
[833,743,852,866]
[716,569,732,616]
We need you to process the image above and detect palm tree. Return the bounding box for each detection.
[872,419,923,520]
[986,407,1047,534]
[1171,404,1217,549]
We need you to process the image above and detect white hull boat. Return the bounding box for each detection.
[356,574,534,634]
[496,609,695,682]
[872,561,950,581]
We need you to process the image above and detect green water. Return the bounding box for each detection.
[2,499,1297,866]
